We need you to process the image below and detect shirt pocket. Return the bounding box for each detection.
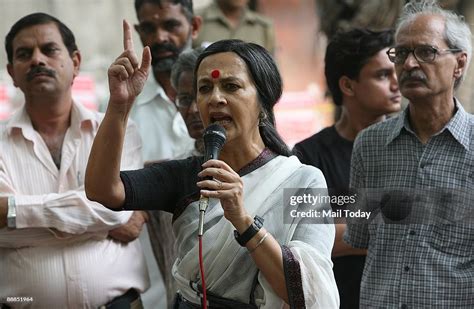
[430,224,474,257]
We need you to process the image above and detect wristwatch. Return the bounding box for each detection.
[234,215,264,247]
[7,196,16,228]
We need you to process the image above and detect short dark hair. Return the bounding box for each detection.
[195,39,291,157]
[5,12,78,64]
[325,28,394,105]
[170,47,204,90]
[135,0,194,20]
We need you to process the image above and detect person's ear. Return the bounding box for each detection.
[191,15,202,40]
[71,50,81,80]
[339,76,355,97]
[454,52,467,80]
[7,63,18,87]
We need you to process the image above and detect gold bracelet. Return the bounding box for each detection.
[248,232,269,253]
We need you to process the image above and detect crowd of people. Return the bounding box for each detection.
[1,0,473,308]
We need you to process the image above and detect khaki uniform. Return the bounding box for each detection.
[194,1,275,53]
[317,0,404,38]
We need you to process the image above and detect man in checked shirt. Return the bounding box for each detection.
[345,0,473,308]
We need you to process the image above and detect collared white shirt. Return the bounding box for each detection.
[0,101,149,308]
[130,77,195,162]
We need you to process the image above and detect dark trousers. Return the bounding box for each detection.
[333,255,366,309]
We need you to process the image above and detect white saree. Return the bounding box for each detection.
[172,155,339,308]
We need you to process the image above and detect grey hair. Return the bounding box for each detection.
[395,0,472,89]
[170,47,205,90]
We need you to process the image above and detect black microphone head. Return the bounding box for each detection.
[203,123,226,161]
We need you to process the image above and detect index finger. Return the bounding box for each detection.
[123,19,134,51]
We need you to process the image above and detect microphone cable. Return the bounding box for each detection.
[198,194,209,309]
[198,235,207,309]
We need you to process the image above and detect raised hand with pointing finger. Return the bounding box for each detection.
[108,20,151,110]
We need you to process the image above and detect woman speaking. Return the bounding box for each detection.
[85,21,338,309]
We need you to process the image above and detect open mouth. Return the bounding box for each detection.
[210,113,233,126]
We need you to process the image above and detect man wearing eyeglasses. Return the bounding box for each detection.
[171,47,205,157]
[345,1,474,308]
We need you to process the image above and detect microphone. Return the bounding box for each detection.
[198,124,226,236]
[203,123,227,161]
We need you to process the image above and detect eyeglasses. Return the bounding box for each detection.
[386,45,462,64]
[176,95,195,109]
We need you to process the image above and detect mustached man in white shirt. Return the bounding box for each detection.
[0,13,149,308]
[131,0,203,164]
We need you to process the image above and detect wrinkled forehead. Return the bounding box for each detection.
[396,14,448,48]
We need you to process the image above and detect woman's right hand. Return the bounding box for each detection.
[108,20,151,110]
[85,20,149,208]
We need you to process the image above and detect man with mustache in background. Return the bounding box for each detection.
[345,1,474,307]
[0,13,149,308]
[130,1,202,308]
[131,0,202,162]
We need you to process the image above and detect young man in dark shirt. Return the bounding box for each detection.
[293,28,401,308]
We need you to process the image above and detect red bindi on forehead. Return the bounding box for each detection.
[211,69,220,79]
